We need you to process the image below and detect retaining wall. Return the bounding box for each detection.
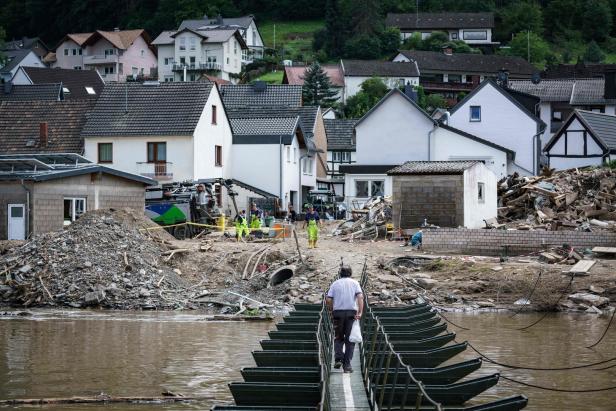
[422,228,616,256]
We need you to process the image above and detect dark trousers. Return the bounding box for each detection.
[333,309,356,368]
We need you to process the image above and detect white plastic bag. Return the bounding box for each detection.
[349,320,362,343]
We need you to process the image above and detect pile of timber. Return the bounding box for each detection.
[497,167,616,231]
[335,196,392,241]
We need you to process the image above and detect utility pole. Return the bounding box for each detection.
[273,24,276,51]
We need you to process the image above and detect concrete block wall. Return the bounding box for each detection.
[423,228,616,256]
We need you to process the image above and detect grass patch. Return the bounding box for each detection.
[259,20,324,62]
[252,70,284,84]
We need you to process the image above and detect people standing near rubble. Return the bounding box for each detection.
[235,210,248,241]
[326,265,364,373]
[249,203,263,230]
[288,204,297,223]
[303,204,321,248]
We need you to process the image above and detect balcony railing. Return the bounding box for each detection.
[137,162,173,181]
[172,62,222,72]
[83,54,117,65]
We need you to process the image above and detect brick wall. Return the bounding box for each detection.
[423,228,616,256]
[392,175,464,228]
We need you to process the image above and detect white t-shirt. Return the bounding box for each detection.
[327,277,362,311]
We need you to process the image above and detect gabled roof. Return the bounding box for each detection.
[397,50,535,76]
[387,160,480,175]
[64,33,93,46]
[324,119,357,150]
[0,49,37,73]
[180,15,255,30]
[220,84,303,107]
[81,82,214,137]
[230,117,302,145]
[450,79,546,129]
[19,67,104,99]
[355,87,436,128]
[545,109,616,152]
[151,31,176,45]
[386,12,494,30]
[4,37,49,52]
[0,83,62,102]
[226,106,317,136]
[283,65,344,87]
[509,78,616,104]
[0,100,94,154]
[82,29,150,50]
[341,60,419,77]
[153,28,247,47]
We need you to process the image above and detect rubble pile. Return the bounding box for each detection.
[0,209,198,310]
[497,168,616,230]
[334,196,392,240]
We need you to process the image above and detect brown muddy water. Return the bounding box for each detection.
[0,310,614,410]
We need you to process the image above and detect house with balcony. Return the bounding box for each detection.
[386,12,497,50]
[153,27,247,83]
[53,29,157,82]
[81,81,233,189]
[393,48,535,105]
[179,14,264,63]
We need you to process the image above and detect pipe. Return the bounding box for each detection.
[268,265,296,287]
[532,125,546,175]
[427,122,438,161]
[20,180,30,239]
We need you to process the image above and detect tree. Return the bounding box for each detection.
[424,94,447,112]
[584,40,606,62]
[498,1,543,39]
[402,32,423,50]
[543,0,583,39]
[422,31,450,51]
[343,35,381,59]
[582,0,612,41]
[343,77,389,118]
[380,27,402,55]
[506,31,550,67]
[0,26,5,65]
[323,0,345,57]
[301,62,338,107]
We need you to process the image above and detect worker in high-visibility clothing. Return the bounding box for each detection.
[249,203,263,230]
[235,210,249,241]
[303,204,322,248]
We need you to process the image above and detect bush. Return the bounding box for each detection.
[584,40,606,63]
[380,27,402,55]
[605,159,616,169]
[402,32,423,50]
[343,34,382,59]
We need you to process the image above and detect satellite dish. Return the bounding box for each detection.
[531,72,541,84]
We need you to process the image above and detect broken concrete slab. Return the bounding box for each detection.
[568,292,610,308]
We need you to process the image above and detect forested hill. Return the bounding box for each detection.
[2,0,616,66]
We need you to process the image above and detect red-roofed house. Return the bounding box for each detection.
[283,64,344,102]
[53,29,157,82]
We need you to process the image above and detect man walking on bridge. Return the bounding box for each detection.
[326,266,364,373]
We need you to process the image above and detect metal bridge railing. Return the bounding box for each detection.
[359,262,443,411]
[317,290,334,410]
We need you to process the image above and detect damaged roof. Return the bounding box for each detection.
[388,160,480,175]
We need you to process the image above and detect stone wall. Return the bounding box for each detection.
[392,174,464,228]
[423,228,616,256]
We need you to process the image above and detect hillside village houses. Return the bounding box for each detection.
[340,60,419,102]
[52,29,157,82]
[11,66,105,100]
[0,49,45,82]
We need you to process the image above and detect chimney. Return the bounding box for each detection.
[604,70,616,100]
[3,81,13,94]
[471,75,480,86]
[404,82,418,102]
[443,45,453,56]
[39,122,48,148]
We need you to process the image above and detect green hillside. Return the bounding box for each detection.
[259,20,324,62]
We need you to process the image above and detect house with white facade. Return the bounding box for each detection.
[386,12,497,49]
[0,49,45,82]
[340,60,419,102]
[53,29,157,82]
[153,28,247,83]
[544,110,616,169]
[339,88,514,206]
[448,79,546,175]
[81,82,232,189]
[179,14,264,63]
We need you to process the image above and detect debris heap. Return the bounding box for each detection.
[334,196,392,240]
[497,167,616,230]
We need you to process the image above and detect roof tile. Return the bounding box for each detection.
[342,60,419,77]
[386,12,494,29]
[388,160,480,175]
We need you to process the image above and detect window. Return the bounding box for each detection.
[451,32,458,39]
[140,49,145,57]
[64,198,86,226]
[98,143,112,163]
[302,157,313,175]
[73,66,82,70]
[552,110,562,121]
[78,48,82,55]
[371,181,385,197]
[189,37,196,50]
[189,56,196,65]
[104,66,115,74]
[463,30,487,40]
[234,41,238,55]
[72,48,77,55]
[215,145,223,166]
[332,151,351,162]
[104,48,115,56]
[293,147,297,163]
[355,181,369,197]
[212,105,217,124]
[147,142,167,162]
[118,63,123,74]
[478,182,485,203]
[85,86,96,95]
[180,57,186,65]
[470,106,481,122]
[179,37,186,50]
[208,55,217,63]
[399,78,405,87]
[164,76,174,82]
[164,57,173,65]
[286,146,291,162]
[226,57,230,64]
[132,66,138,78]
[63,49,68,56]
[448,74,462,83]
[189,74,196,81]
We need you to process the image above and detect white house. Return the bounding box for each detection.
[544,109,616,169]
[53,30,157,82]
[324,118,357,195]
[152,28,247,83]
[179,14,264,63]
[82,82,232,188]
[340,60,419,102]
[340,88,513,207]
[0,49,45,82]
[386,12,496,47]
[448,79,546,175]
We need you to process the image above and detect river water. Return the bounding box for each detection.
[0,310,614,410]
